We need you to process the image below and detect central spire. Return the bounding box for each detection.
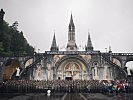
[66,14,77,51]
[69,13,74,27]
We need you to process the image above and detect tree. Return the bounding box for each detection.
[0,20,34,56]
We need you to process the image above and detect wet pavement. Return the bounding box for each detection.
[28,93,65,100]
[0,93,133,100]
[63,93,84,100]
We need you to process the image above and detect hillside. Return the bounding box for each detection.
[0,21,34,56]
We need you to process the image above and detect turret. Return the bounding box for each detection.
[50,33,59,51]
[85,32,93,51]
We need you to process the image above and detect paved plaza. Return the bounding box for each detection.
[0,93,133,100]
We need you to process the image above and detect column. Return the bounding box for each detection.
[50,66,53,80]
[121,57,127,69]
[105,65,108,80]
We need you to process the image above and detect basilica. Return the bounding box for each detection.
[25,14,127,81]
[0,13,129,82]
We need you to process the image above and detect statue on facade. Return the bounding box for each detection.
[16,67,20,77]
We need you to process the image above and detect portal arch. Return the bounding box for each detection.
[55,55,90,80]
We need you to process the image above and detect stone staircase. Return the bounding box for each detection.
[101,54,127,79]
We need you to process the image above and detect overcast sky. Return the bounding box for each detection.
[1,0,133,68]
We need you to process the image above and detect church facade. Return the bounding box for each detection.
[27,14,127,81]
[1,10,133,82]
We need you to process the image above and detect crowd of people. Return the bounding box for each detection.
[103,79,129,94]
[0,79,131,94]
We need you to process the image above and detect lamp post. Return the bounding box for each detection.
[38,49,40,53]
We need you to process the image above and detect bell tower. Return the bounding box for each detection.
[66,14,77,51]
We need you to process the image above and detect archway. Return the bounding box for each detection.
[3,59,20,81]
[25,58,33,68]
[55,55,89,80]
[113,58,121,67]
[126,61,133,75]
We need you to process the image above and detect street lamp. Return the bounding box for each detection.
[38,49,40,53]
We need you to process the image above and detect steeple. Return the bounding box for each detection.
[85,32,93,51]
[50,33,59,51]
[69,13,74,27]
[67,13,77,51]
